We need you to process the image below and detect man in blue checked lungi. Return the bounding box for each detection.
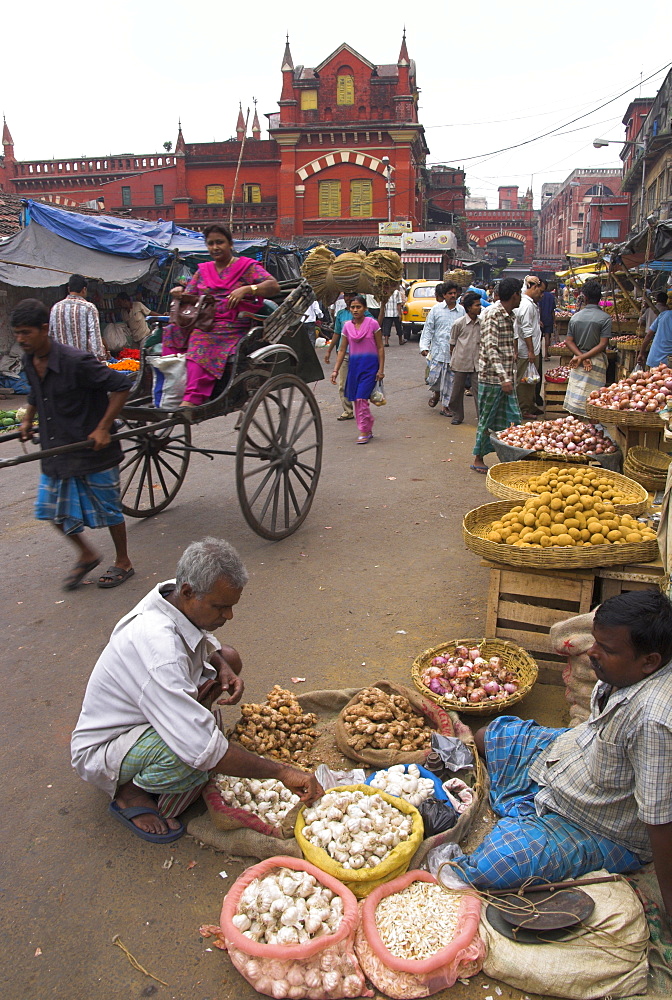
[439,591,672,922]
[13,299,135,590]
[71,537,323,843]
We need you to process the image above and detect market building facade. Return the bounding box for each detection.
[620,72,672,229]
[465,186,537,264]
[0,36,428,241]
[537,168,629,257]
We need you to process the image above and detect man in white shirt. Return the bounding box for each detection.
[379,283,407,346]
[116,293,156,343]
[301,299,323,345]
[514,275,544,417]
[71,537,322,843]
[420,281,465,416]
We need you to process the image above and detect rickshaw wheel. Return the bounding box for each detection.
[117,417,191,517]
[236,374,323,540]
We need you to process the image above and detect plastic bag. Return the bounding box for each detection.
[147,353,186,409]
[441,777,475,814]
[295,785,425,899]
[520,361,540,383]
[314,764,366,791]
[102,321,131,352]
[418,796,457,837]
[202,778,300,839]
[370,379,387,406]
[354,870,484,998]
[365,763,449,803]
[430,733,474,774]
[220,855,372,999]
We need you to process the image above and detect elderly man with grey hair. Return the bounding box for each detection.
[71,537,322,843]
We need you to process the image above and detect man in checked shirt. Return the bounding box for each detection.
[443,590,672,922]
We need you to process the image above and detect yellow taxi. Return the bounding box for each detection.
[401,280,442,340]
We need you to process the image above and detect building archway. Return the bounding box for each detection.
[484,236,526,261]
[297,149,394,182]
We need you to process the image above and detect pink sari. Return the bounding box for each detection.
[162,256,271,378]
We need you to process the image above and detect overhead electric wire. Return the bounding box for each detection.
[426,60,672,166]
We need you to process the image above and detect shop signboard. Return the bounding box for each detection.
[400,230,457,252]
[378,220,412,248]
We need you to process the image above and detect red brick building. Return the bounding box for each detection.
[538,168,630,256]
[465,186,536,263]
[0,36,428,240]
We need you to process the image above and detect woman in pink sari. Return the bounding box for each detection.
[164,224,280,406]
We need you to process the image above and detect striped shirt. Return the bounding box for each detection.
[530,660,672,860]
[49,294,105,359]
[477,301,516,385]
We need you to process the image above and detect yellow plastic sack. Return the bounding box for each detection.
[295,784,424,899]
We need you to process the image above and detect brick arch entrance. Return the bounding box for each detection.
[296,149,393,182]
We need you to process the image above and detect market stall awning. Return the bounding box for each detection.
[555,261,608,278]
[0,223,156,287]
[402,253,443,263]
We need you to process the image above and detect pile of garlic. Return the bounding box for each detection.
[227,944,365,1000]
[233,867,343,945]
[302,788,413,870]
[228,686,318,766]
[368,764,436,807]
[214,775,299,827]
[375,880,463,960]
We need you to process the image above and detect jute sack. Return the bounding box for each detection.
[550,610,596,727]
[335,680,456,767]
[480,870,649,999]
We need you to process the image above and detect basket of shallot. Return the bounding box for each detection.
[492,416,622,471]
[412,638,538,716]
[586,364,672,427]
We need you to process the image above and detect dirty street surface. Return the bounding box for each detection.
[0,346,565,999]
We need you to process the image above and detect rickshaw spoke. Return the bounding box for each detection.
[248,464,279,507]
[249,415,276,447]
[118,445,144,473]
[154,451,182,480]
[290,465,312,494]
[119,453,144,498]
[285,470,303,517]
[260,468,282,526]
[287,397,308,444]
[134,457,150,508]
[151,456,171,499]
[242,456,283,480]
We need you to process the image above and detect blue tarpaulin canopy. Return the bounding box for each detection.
[23,200,268,261]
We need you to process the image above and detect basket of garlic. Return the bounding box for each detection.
[220,855,372,999]
[365,763,447,807]
[354,870,484,999]
[295,785,424,898]
[203,775,302,838]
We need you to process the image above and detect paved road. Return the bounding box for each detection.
[0,345,564,999]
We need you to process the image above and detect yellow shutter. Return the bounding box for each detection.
[337,75,354,105]
[301,89,318,110]
[244,184,261,203]
[206,185,225,204]
[319,180,341,217]
[350,180,372,217]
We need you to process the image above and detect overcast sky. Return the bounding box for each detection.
[3,0,670,210]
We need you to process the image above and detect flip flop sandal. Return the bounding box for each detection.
[337,413,354,420]
[97,566,135,589]
[63,557,102,592]
[470,464,488,474]
[108,801,185,843]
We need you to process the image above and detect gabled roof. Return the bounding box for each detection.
[314,43,374,74]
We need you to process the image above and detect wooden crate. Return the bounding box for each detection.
[543,381,567,416]
[595,558,665,602]
[484,560,595,686]
[612,424,665,455]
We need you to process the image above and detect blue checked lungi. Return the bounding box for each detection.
[451,716,643,889]
[35,467,124,535]
[426,357,453,408]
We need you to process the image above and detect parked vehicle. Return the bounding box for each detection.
[401,280,442,340]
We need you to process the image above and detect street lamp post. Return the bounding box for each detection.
[381,156,393,223]
[593,137,647,229]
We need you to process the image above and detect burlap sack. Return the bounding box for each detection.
[202,778,300,838]
[334,680,456,767]
[550,610,596,727]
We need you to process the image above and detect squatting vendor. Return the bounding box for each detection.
[448,589,672,920]
[71,536,323,843]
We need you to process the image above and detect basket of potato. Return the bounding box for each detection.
[463,494,658,569]
[485,462,648,515]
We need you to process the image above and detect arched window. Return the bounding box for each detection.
[206,184,225,204]
[337,68,355,106]
[584,184,614,197]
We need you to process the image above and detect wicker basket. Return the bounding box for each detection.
[623,454,667,492]
[485,460,648,514]
[463,499,658,569]
[585,402,665,428]
[412,638,538,716]
[628,447,672,475]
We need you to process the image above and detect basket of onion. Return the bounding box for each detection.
[412,639,537,716]
[585,365,672,427]
[492,416,621,471]
[545,365,571,383]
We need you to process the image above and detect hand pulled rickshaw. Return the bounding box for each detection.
[0,280,324,541]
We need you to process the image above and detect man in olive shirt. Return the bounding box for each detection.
[564,279,611,417]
